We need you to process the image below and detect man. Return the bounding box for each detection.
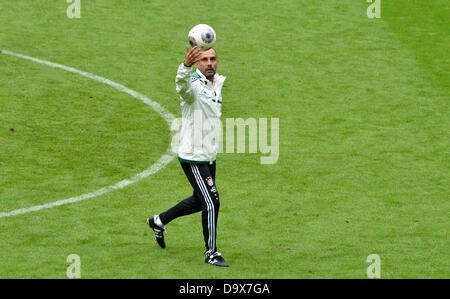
[147,46,228,267]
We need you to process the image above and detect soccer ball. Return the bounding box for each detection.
[188,24,216,51]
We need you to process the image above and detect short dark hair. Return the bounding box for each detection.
[201,48,217,56]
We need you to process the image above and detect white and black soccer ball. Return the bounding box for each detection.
[188,24,216,51]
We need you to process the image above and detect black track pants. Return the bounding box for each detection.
[159,161,220,257]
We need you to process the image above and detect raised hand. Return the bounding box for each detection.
[184,45,201,67]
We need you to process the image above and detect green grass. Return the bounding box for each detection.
[0,0,448,278]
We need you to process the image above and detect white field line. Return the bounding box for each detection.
[0,49,176,218]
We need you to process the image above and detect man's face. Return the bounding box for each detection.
[196,48,218,81]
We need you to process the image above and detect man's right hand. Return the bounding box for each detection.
[184,45,201,67]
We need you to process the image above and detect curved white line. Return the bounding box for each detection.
[0,49,176,218]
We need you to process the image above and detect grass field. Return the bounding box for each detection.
[0,0,448,278]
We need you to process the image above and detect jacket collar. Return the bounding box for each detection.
[195,68,207,81]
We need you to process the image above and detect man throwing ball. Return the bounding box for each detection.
[147,45,228,267]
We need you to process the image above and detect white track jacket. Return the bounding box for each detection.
[175,63,226,164]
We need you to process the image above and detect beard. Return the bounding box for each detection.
[204,68,216,80]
